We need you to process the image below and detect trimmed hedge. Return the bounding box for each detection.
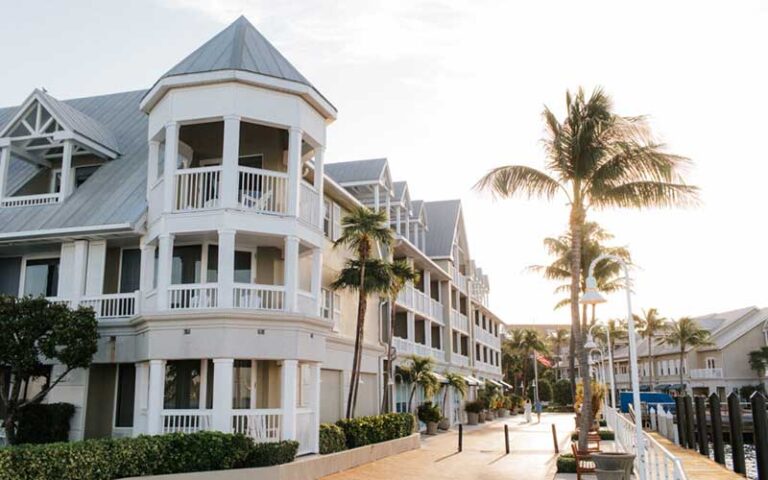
[335,412,414,449]
[570,429,615,441]
[0,431,298,480]
[319,424,347,454]
[553,379,573,406]
[15,403,75,445]
[556,453,577,473]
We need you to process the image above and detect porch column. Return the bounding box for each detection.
[373,185,380,212]
[423,271,431,299]
[385,189,391,221]
[162,122,179,213]
[71,240,88,303]
[309,363,321,453]
[139,241,156,294]
[395,206,401,234]
[425,321,432,349]
[284,236,299,312]
[218,229,236,308]
[281,360,299,440]
[147,140,160,195]
[286,127,302,217]
[59,139,73,201]
[212,358,234,432]
[405,214,411,240]
[147,359,166,435]
[221,115,240,209]
[314,146,325,227]
[85,240,107,296]
[407,311,415,341]
[156,233,174,310]
[311,247,322,316]
[413,224,420,249]
[132,362,150,436]
[0,144,9,201]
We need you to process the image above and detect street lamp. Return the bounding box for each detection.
[580,254,645,480]
[584,322,617,408]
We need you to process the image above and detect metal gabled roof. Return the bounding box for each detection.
[423,199,462,258]
[325,158,389,185]
[160,16,313,89]
[0,90,148,237]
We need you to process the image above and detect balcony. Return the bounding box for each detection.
[450,310,469,333]
[49,292,139,319]
[476,361,501,375]
[453,354,470,368]
[690,368,723,379]
[396,284,443,323]
[393,337,445,362]
[473,325,500,349]
[165,284,317,316]
[1,192,60,208]
[450,265,468,293]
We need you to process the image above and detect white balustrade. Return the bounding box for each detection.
[396,284,443,323]
[453,354,470,368]
[297,290,316,316]
[238,167,288,214]
[689,368,723,379]
[161,410,213,434]
[393,337,445,362]
[473,325,501,349]
[430,298,444,323]
[79,292,138,319]
[231,409,282,442]
[233,284,285,310]
[299,182,320,227]
[450,310,469,333]
[451,266,467,293]
[168,284,219,310]
[174,166,221,211]
[296,408,314,455]
[1,193,60,207]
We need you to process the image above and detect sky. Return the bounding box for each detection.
[1,0,767,326]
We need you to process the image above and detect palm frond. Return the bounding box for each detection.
[474,165,564,201]
[331,258,392,294]
[591,182,700,209]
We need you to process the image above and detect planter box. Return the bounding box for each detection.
[123,433,421,480]
[467,412,479,425]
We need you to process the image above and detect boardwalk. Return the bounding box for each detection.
[648,432,742,480]
[322,413,574,480]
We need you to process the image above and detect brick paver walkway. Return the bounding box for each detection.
[322,413,575,480]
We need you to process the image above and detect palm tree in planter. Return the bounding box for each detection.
[475,87,698,448]
[398,354,440,414]
[635,308,667,389]
[748,347,768,392]
[333,206,393,419]
[438,372,468,429]
[659,317,713,391]
[381,259,419,413]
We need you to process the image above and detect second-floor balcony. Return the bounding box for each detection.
[450,309,469,333]
[396,284,443,323]
[689,368,723,379]
[476,361,501,375]
[473,325,500,349]
[450,265,468,293]
[50,292,140,319]
[393,337,445,363]
[157,283,317,316]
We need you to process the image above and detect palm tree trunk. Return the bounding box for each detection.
[346,262,368,419]
[679,347,685,391]
[568,324,576,401]
[571,204,591,450]
[382,297,396,413]
[351,292,367,417]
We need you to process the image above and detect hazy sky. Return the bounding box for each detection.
[1,1,767,325]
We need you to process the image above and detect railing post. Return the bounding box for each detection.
[709,393,725,465]
[675,396,687,447]
[728,391,746,475]
[694,395,709,456]
[684,395,696,450]
[751,391,768,480]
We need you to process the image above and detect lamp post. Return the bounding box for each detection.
[580,254,645,480]
[584,322,617,408]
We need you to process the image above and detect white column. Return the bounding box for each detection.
[59,139,73,201]
[395,207,401,234]
[286,127,302,217]
[281,360,299,440]
[311,247,323,316]
[423,270,431,298]
[218,229,236,308]
[71,240,88,303]
[407,311,415,341]
[156,234,174,310]
[147,359,166,435]
[425,320,432,348]
[385,189,391,221]
[413,224,420,249]
[309,363,321,453]
[162,122,179,213]
[373,185,380,212]
[0,145,9,201]
[405,214,411,240]
[132,362,150,436]
[212,358,234,432]
[147,140,160,196]
[139,242,156,293]
[85,240,107,296]
[314,146,325,226]
[221,116,240,209]
[284,236,299,312]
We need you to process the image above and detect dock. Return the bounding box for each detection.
[648,431,742,480]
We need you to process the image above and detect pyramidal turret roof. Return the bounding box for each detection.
[160,16,313,88]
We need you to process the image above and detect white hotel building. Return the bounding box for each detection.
[0,17,504,453]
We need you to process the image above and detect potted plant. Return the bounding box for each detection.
[418,402,442,435]
[439,372,467,431]
[438,416,450,431]
[464,400,482,425]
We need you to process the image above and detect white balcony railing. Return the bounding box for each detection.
[168,284,219,310]
[161,410,213,434]
[476,361,501,375]
[453,354,470,368]
[296,408,315,455]
[689,367,723,379]
[231,409,282,442]
[396,284,443,323]
[473,325,501,349]
[174,166,222,211]
[451,266,467,293]
[238,167,288,214]
[297,290,317,316]
[79,292,138,319]
[430,298,444,323]
[1,192,60,208]
[233,284,285,310]
[393,337,445,362]
[615,373,630,382]
[450,310,469,333]
[299,182,320,228]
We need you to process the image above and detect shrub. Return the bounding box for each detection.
[570,429,615,441]
[464,400,483,414]
[15,403,75,445]
[417,402,442,424]
[538,379,553,402]
[556,453,577,473]
[545,405,573,413]
[319,424,347,454]
[508,394,522,410]
[0,431,297,480]
[553,379,573,406]
[335,412,414,449]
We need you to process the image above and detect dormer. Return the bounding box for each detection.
[0,89,119,207]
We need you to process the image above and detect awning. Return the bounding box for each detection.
[431,372,448,384]
[464,375,482,386]
[486,379,504,388]
[499,380,514,389]
[655,384,672,392]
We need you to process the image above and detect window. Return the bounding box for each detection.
[207,246,252,283]
[74,165,99,188]
[114,364,136,428]
[323,201,342,241]
[23,258,59,296]
[119,249,141,293]
[321,288,341,330]
[164,360,201,409]
[233,360,252,409]
[706,357,716,369]
[172,246,202,284]
[238,154,263,169]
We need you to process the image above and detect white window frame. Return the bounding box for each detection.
[18,253,61,297]
[706,357,717,369]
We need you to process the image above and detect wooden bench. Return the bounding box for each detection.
[571,442,597,480]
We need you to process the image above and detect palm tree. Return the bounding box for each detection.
[528,222,630,394]
[441,372,468,420]
[547,328,570,380]
[659,317,713,389]
[593,318,628,369]
[502,331,525,394]
[635,308,667,389]
[748,347,768,392]
[382,259,419,412]
[476,87,698,447]
[506,328,547,394]
[398,355,440,413]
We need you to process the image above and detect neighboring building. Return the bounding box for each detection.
[0,17,504,450]
[610,306,768,399]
